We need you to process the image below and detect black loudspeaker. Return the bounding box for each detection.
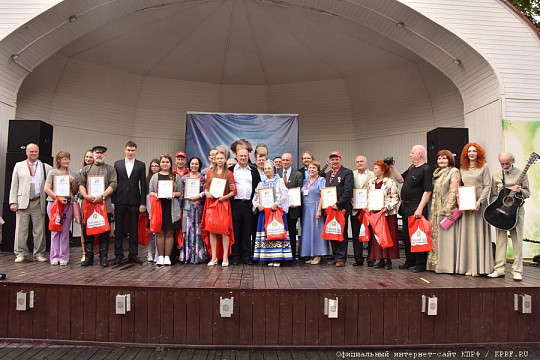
[427,127,469,170]
[7,120,53,155]
[4,152,53,201]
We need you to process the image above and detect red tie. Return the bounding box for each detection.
[283,170,288,183]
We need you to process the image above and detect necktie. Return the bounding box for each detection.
[283,169,288,183]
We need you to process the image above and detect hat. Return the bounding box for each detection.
[175,151,186,158]
[92,145,107,153]
[329,150,341,158]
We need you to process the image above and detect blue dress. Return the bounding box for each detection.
[299,177,330,257]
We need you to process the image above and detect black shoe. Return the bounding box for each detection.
[399,263,413,270]
[353,261,364,267]
[128,257,143,265]
[100,258,109,267]
[367,260,375,267]
[81,257,94,267]
[412,266,425,273]
[384,260,392,270]
[110,257,123,265]
[374,260,385,268]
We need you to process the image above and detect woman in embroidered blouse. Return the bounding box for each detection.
[457,143,492,276]
[252,160,293,266]
[367,160,399,270]
[180,157,206,264]
[427,150,461,273]
[148,154,183,266]
[44,151,79,265]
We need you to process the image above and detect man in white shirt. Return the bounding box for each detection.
[350,155,375,266]
[229,148,261,265]
[9,143,52,263]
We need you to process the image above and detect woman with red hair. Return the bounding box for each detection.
[457,142,493,276]
[367,161,400,269]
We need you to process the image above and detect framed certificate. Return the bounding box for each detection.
[368,189,384,211]
[288,187,301,207]
[209,177,226,198]
[258,187,275,208]
[87,175,105,197]
[321,187,337,209]
[458,185,477,210]
[157,180,174,198]
[184,178,200,198]
[53,174,71,197]
[353,188,368,209]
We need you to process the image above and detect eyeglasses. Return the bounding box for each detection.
[151,164,160,168]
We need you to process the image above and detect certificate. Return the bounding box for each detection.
[353,188,368,209]
[368,189,384,211]
[458,185,477,211]
[157,180,174,198]
[321,187,337,209]
[184,178,200,198]
[288,187,301,207]
[88,175,105,197]
[258,187,275,208]
[53,174,71,197]
[209,177,226,198]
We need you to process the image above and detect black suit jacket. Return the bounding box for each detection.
[228,164,261,201]
[113,159,147,206]
[324,166,354,216]
[277,167,303,219]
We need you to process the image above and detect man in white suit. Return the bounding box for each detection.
[9,143,52,263]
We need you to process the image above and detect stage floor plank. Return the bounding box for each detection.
[0,247,538,291]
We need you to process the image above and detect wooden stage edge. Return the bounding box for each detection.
[0,248,539,348]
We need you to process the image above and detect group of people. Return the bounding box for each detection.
[8,139,529,280]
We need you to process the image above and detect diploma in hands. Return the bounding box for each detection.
[353,188,368,209]
[458,185,477,210]
[54,174,71,197]
[209,178,226,198]
[88,175,105,197]
[184,178,200,198]
[368,189,384,211]
[288,187,301,207]
[321,187,337,209]
[258,187,275,208]
[157,180,174,198]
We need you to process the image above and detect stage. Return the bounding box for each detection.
[0,247,538,349]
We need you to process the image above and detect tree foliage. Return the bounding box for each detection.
[508,0,540,28]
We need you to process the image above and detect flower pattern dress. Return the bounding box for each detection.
[179,173,206,264]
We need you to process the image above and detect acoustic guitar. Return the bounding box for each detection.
[483,152,538,231]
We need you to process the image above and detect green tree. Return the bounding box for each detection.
[508,0,540,28]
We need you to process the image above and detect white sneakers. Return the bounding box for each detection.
[163,256,171,266]
[513,273,522,281]
[487,271,505,278]
[156,256,164,265]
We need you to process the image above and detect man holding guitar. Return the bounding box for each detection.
[487,152,532,281]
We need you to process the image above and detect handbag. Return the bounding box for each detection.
[137,213,151,246]
[264,208,287,240]
[366,211,393,249]
[357,210,371,243]
[83,201,110,236]
[440,208,462,230]
[48,198,64,232]
[149,197,162,233]
[408,216,433,252]
[322,207,346,241]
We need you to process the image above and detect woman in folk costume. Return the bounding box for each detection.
[427,150,461,273]
[202,151,236,267]
[367,160,400,269]
[252,160,293,266]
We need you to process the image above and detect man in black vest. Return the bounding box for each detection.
[111,141,147,265]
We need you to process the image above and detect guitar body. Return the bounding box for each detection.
[483,188,524,231]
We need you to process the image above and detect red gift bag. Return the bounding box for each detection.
[149,197,162,233]
[48,198,64,232]
[83,201,110,236]
[357,210,371,243]
[322,207,346,241]
[204,200,230,234]
[366,211,393,249]
[408,216,433,252]
[137,213,151,246]
[176,229,184,248]
[264,208,287,240]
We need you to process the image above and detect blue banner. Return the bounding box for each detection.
[185,113,299,168]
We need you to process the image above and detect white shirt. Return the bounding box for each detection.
[354,169,370,188]
[125,158,135,178]
[233,164,253,200]
[29,160,41,197]
[282,167,291,182]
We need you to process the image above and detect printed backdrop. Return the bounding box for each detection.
[185,112,299,168]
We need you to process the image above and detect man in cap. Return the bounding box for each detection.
[174,151,189,177]
[324,151,354,267]
[112,141,147,265]
[78,145,117,267]
[9,143,52,263]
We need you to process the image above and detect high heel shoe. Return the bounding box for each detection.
[207,259,218,266]
[222,261,229,267]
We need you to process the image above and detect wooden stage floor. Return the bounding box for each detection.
[0,247,539,348]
